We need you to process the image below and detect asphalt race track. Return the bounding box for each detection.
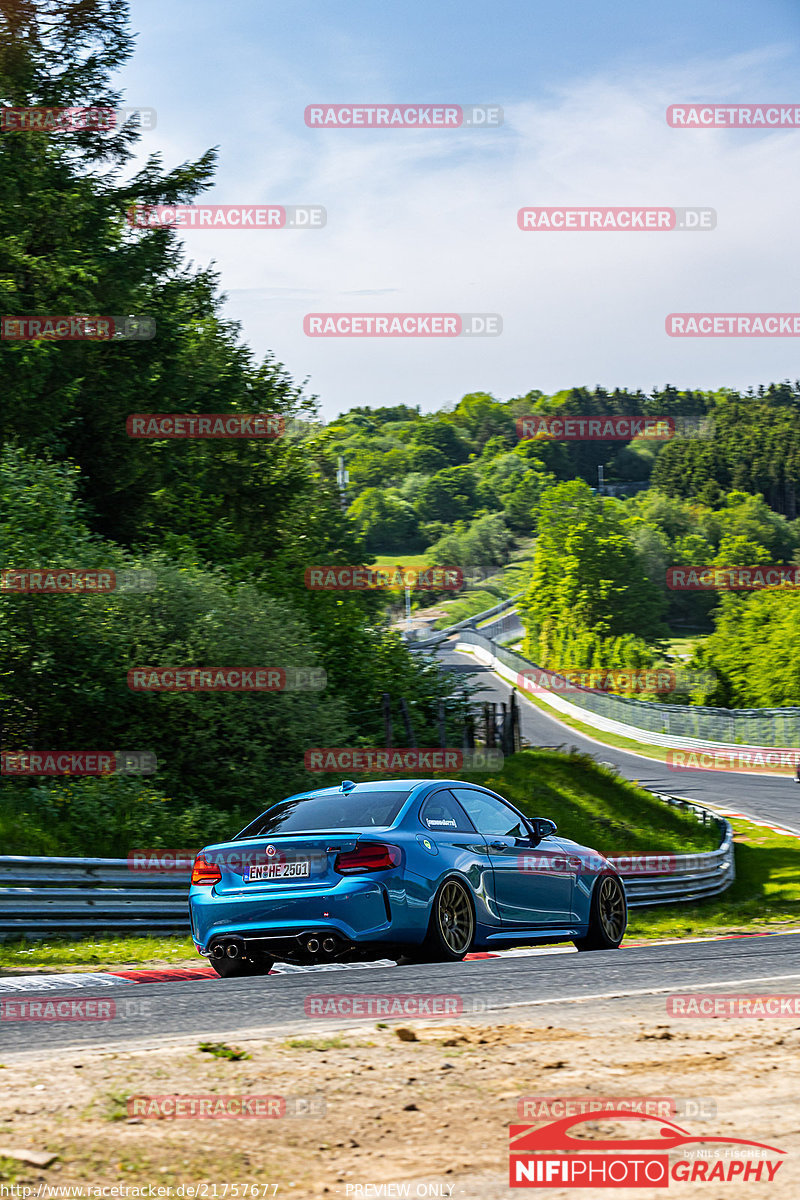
[3,933,800,1058]
[435,642,800,832]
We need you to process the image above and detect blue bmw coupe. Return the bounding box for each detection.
[189,778,627,977]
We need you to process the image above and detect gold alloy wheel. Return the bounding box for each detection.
[436,879,474,954]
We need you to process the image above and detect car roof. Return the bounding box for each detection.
[281,778,481,802]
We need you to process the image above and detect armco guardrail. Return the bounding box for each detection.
[619,796,734,907]
[404,593,522,648]
[0,802,733,937]
[0,856,190,936]
[457,628,800,749]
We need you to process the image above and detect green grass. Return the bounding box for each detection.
[0,933,197,973]
[0,1157,25,1183]
[457,749,719,854]
[627,818,800,939]
[496,557,535,596]
[662,634,708,661]
[368,553,433,571]
[199,1042,251,1060]
[508,678,800,772]
[370,546,533,625]
[284,1036,350,1051]
[431,559,533,629]
[511,681,677,761]
[433,588,505,628]
[106,1091,133,1122]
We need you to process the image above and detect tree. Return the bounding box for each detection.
[411,421,470,464]
[428,513,513,571]
[347,488,421,553]
[519,480,666,665]
[448,393,516,450]
[695,589,800,707]
[414,466,485,524]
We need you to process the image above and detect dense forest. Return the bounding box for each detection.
[324,386,800,706]
[0,0,469,849]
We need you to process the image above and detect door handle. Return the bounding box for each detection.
[488,841,507,851]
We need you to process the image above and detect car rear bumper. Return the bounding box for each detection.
[189,877,413,952]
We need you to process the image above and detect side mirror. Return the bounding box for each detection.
[529,818,557,843]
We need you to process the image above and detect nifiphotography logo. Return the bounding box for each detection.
[508,1111,785,1187]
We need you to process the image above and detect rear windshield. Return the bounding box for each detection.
[236,790,411,838]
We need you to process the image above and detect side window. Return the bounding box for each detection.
[419,790,475,834]
[451,788,527,839]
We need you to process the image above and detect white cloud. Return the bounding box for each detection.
[123,45,800,416]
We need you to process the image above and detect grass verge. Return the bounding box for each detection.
[0,934,197,974]
[626,817,800,940]
[458,749,720,853]
[432,588,504,628]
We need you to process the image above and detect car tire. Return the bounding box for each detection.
[416,876,476,962]
[573,872,626,951]
[209,951,274,978]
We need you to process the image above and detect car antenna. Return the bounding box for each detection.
[340,779,356,792]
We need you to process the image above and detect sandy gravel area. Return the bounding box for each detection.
[0,1009,798,1198]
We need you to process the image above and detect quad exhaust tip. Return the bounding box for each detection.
[304,935,337,955]
[212,932,352,962]
[212,939,243,960]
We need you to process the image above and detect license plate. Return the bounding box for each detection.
[245,860,310,882]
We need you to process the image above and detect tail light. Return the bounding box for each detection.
[191,854,221,886]
[334,843,402,875]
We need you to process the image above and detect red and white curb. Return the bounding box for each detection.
[708,805,800,840]
[0,947,572,993]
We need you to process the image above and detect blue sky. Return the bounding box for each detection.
[121,0,800,417]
